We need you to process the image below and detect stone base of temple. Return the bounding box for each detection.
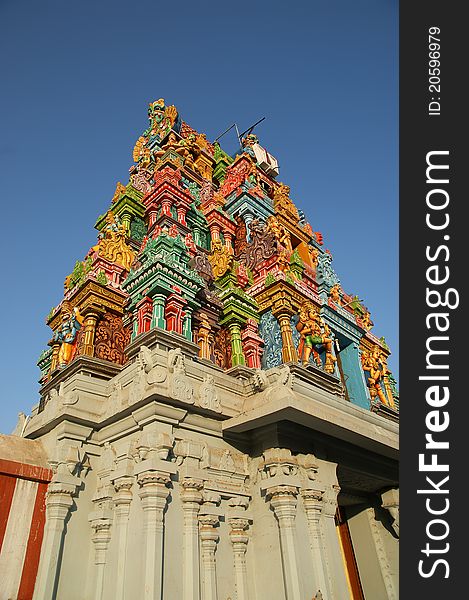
[1,342,398,600]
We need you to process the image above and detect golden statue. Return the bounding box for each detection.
[329,284,342,305]
[208,238,233,279]
[111,182,126,204]
[361,310,374,331]
[273,182,299,221]
[53,302,85,368]
[361,345,388,404]
[133,136,148,163]
[94,211,135,271]
[308,246,319,269]
[273,182,291,202]
[296,301,337,373]
[266,215,292,252]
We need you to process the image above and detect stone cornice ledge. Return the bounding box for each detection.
[222,387,399,460]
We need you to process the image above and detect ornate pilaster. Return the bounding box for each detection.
[301,488,330,599]
[89,486,114,600]
[82,311,100,356]
[151,294,166,329]
[112,476,134,600]
[88,444,116,600]
[366,508,397,600]
[33,446,83,600]
[180,478,204,600]
[137,470,172,600]
[228,517,250,600]
[321,485,349,600]
[90,520,113,600]
[183,307,193,341]
[196,316,213,360]
[132,431,176,600]
[48,340,61,372]
[227,322,246,367]
[199,514,219,600]
[267,485,303,600]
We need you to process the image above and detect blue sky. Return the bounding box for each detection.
[0,0,398,433]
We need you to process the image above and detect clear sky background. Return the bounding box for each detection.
[0,0,398,434]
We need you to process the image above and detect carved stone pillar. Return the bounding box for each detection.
[151,294,166,330]
[227,322,246,367]
[82,311,100,356]
[183,307,193,341]
[112,476,134,600]
[137,297,153,335]
[209,224,221,240]
[165,293,186,335]
[177,206,188,226]
[199,515,219,600]
[366,506,398,600]
[120,212,132,234]
[32,478,80,600]
[241,319,263,369]
[229,518,250,600]
[137,470,172,600]
[301,488,330,599]
[197,317,212,360]
[90,520,112,600]
[267,485,303,600]
[48,340,61,373]
[180,478,204,600]
[88,454,115,600]
[321,485,349,600]
[276,313,298,364]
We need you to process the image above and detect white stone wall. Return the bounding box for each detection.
[22,341,398,600]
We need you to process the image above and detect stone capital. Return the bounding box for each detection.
[113,475,134,494]
[301,487,324,503]
[137,470,172,489]
[265,484,299,500]
[180,477,204,505]
[228,517,250,533]
[322,484,341,518]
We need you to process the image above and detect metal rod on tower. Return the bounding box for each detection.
[238,116,266,140]
[213,123,237,143]
[234,123,243,152]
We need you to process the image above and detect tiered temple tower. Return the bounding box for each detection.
[0,99,399,600]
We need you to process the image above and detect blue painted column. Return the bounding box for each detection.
[339,342,370,409]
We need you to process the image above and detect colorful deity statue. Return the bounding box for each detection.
[111,182,127,204]
[273,182,299,221]
[308,246,319,269]
[176,133,201,171]
[53,302,85,368]
[133,136,153,167]
[208,238,233,279]
[360,309,374,331]
[329,283,342,305]
[94,211,135,271]
[242,133,259,158]
[147,98,178,141]
[361,345,388,404]
[234,215,247,257]
[266,215,292,252]
[296,301,337,373]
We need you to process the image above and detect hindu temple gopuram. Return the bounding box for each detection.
[0,99,399,600]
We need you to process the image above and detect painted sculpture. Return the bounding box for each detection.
[53,302,84,368]
[38,98,398,416]
[296,301,336,373]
